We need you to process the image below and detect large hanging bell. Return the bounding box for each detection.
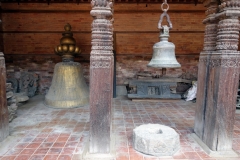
[45,24,89,108]
[45,62,89,108]
[148,25,181,68]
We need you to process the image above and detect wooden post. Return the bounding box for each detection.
[194,0,218,140]
[0,52,9,142]
[89,0,114,153]
[194,0,240,151]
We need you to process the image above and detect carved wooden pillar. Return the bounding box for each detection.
[194,0,240,152]
[194,0,218,140]
[0,52,9,142]
[89,0,114,154]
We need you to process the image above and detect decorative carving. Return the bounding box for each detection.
[203,24,218,51]
[6,78,18,93]
[216,18,239,51]
[90,61,111,68]
[137,139,147,151]
[219,0,240,12]
[199,56,240,68]
[19,72,39,97]
[133,124,180,156]
[128,79,182,99]
[205,4,218,17]
[148,86,159,95]
[6,83,18,122]
[90,56,112,68]
[137,85,146,95]
[153,141,168,153]
[161,85,169,95]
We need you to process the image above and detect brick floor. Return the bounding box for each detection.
[0,95,240,160]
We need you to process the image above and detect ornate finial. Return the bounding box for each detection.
[64,23,71,31]
[54,23,81,62]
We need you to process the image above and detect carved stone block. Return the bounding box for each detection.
[128,78,191,99]
[133,124,180,156]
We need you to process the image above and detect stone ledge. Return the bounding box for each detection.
[191,133,239,158]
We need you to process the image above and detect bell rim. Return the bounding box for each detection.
[147,64,181,68]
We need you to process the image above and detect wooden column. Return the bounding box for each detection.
[89,0,114,153]
[194,0,240,151]
[0,52,9,142]
[194,0,218,140]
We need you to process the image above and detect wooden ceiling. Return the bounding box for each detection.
[0,0,201,4]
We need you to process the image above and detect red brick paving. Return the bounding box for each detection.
[0,96,240,160]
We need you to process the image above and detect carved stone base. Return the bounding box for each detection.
[128,78,191,99]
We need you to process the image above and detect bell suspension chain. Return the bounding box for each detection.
[158,0,172,29]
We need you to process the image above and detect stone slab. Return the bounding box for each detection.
[128,79,182,99]
[191,133,239,157]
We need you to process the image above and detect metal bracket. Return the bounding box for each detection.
[158,10,173,29]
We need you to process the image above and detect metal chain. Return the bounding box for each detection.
[158,0,172,29]
[161,0,169,12]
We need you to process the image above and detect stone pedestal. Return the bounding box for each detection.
[128,78,191,99]
[0,52,9,142]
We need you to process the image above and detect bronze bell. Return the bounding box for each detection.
[148,26,181,68]
[148,6,181,69]
[45,24,89,108]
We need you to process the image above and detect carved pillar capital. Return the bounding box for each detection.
[90,0,113,18]
[216,17,239,51]
[219,0,240,12]
[202,2,219,52]
[90,0,113,57]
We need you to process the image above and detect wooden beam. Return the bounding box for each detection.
[0,52,9,142]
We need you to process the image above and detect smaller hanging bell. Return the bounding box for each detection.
[148,6,181,69]
[147,26,181,68]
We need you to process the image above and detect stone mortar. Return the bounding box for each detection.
[133,124,180,156]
